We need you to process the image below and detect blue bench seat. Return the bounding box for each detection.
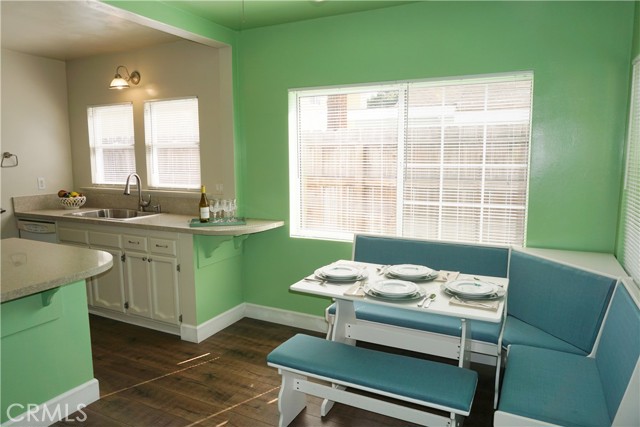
[268,334,478,426]
[502,316,588,355]
[495,284,640,426]
[327,302,501,344]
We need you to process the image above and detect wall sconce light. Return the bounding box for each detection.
[109,65,141,90]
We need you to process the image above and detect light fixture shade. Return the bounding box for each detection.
[109,74,130,90]
[108,66,141,89]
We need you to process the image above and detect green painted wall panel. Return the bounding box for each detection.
[106,1,635,316]
[237,2,634,315]
[1,281,94,423]
[193,235,244,324]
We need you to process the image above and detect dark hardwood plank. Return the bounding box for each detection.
[53,315,497,426]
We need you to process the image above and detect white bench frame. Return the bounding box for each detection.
[269,349,473,427]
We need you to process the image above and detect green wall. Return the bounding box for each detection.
[108,1,635,317]
[1,282,94,423]
[236,1,635,315]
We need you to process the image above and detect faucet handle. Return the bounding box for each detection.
[140,193,152,210]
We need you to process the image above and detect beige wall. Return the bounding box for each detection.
[1,48,73,238]
[66,40,235,200]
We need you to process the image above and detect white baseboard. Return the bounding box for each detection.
[180,303,246,343]
[2,379,99,427]
[244,303,328,334]
[89,308,180,336]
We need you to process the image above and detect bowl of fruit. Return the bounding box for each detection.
[58,190,86,209]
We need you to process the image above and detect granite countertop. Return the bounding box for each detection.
[15,209,284,236]
[1,238,113,303]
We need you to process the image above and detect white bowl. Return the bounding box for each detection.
[59,196,86,209]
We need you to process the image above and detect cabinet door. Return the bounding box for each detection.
[149,255,180,325]
[91,248,125,312]
[123,251,152,319]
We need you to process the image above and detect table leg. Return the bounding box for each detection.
[323,298,356,416]
[458,319,472,369]
[330,299,356,345]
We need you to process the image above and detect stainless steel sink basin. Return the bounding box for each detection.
[65,209,160,221]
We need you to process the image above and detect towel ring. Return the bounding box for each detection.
[1,152,18,168]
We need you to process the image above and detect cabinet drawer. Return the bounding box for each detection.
[149,238,177,256]
[123,235,147,251]
[58,227,88,245]
[89,231,121,249]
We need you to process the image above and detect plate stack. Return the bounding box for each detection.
[385,264,438,281]
[364,279,425,301]
[314,264,368,282]
[442,280,505,300]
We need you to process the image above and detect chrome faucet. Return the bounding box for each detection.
[124,173,151,212]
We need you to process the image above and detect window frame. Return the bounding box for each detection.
[620,57,640,286]
[143,96,201,191]
[289,72,534,245]
[86,102,136,187]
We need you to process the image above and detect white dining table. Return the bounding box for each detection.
[290,260,509,364]
[290,259,509,417]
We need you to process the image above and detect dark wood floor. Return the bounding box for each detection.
[55,315,496,426]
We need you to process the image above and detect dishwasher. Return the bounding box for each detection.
[17,219,58,243]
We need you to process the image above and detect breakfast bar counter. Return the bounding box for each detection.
[1,238,113,425]
[1,237,113,302]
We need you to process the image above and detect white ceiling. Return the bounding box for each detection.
[1,1,181,61]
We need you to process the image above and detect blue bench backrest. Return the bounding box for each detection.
[508,250,616,354]
[595,284,640,420]
[353,235,510,277]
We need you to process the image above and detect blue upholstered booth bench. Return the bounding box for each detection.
[325,235,622,409]
[502,248,617,356]
[494,282,640,426]
[267,334,478,427]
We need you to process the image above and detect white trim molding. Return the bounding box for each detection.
[244,303,328,334]
[1,379,99,427]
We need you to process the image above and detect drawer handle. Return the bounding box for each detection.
[155,244,169,249]
[128,240,139,245]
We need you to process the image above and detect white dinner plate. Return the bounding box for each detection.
[364,285,426,301]
[317,264,361,280]
[387,264,434,280]
[444,280,496,297]
[370,279,419,297]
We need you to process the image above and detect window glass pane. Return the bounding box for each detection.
[87,103,135,185]
[290,73,533,245]
[144,97,201,190]
[621,60,640,285]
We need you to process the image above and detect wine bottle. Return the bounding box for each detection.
[199,185,210,223]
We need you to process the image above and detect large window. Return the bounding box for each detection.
[87,103,135,185]
[289,73,533,245]
[144,97,201,190]
[621,58,640,285]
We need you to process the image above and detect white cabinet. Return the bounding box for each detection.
[57,222,182,328]
[122,234,180,325]
[89,231,125,313]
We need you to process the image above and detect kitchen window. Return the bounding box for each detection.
[144,97,201,190]
[621,57,640,285]
[87,103,135,185]
[289,73,533,245]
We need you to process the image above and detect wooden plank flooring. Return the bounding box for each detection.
[54,315,495,426]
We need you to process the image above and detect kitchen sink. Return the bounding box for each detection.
[65,209,160,221]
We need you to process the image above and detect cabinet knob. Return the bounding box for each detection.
[148,258,152,263]
[142,257,147,261]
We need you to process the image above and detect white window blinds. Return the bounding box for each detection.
[87,103,135,185]
[144,97,201,190]
[289,73,533,245]
[621,59,640,285]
